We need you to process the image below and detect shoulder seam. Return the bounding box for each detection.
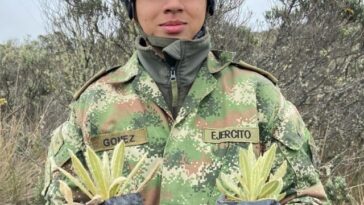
[72,65,121,101]
[232,61,278,85]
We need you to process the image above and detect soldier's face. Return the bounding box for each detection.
[135,0,207,40]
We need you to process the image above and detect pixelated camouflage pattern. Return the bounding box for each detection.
[43,51,327,205]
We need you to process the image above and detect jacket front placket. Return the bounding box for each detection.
[132,65,174,121]
[158,60,222,204]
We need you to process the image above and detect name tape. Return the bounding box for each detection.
[203,127,259,144]
[90,128,148,151]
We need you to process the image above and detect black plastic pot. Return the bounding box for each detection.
[102,193,143,205]
[216,196,280,205]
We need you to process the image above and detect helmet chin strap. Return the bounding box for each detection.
[194,26,207,39]
[194,12,210,39]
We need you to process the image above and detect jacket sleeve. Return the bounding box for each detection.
[256,78,328,205]
[42,104,88,205]
[273,100,328,205]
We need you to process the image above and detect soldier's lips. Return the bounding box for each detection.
[159,21,187,34]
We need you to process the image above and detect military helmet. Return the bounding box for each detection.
[123,0,216,19]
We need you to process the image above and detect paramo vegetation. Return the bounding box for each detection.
[0,0,363,204]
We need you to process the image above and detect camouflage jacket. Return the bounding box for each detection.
[43,51,327,205]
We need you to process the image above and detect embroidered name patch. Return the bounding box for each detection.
[203,128,259,144]
[90,128,148,151]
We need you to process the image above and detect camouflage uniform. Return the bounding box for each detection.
[43,35,327,205]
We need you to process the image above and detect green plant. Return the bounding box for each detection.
[57,142,161,204]
[216,144,287,202]
[0,98,6,106]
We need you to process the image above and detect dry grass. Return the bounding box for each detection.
[346,169,364,204]
[319,138,364,205]
[0,109,47,204]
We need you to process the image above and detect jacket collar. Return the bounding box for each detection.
[105,49,235,84]
[136,33,211,85]
[207,50,236,73]
[105,52,139,84]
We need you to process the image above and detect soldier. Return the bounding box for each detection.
[42,0,328,204]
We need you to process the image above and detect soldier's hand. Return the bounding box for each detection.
[102,193,143,205]
[216,197,280,205]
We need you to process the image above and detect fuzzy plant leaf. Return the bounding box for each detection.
[102,151,111,192]
[110,142,125,180]
[270,161,287,181]
[216,143,288,202]
[85,146,109,199]
[136,159,163,192]
[237,175,251,199]
[278,192,286,201]
[68,150,97,195]
[257,179,280,199]
[108,177,127,197]
[238,148,253,193]
[259,144,277,182]
[86,195,103,205]
[59,180,74,205]
[251,144,278,200]
[220,173,241,195]
[216,178,241,201]
[57,166,94,199]
[58,142,161,204]
[118,153,147,195]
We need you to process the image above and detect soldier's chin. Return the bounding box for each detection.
[156,29,192,40]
